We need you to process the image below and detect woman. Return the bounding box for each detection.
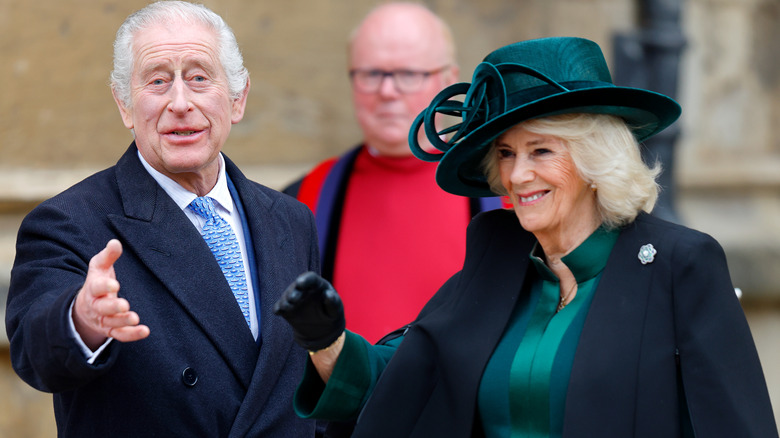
[275,37,778,437]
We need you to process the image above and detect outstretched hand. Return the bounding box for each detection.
[72,239,150,350]
[273,271,345,351]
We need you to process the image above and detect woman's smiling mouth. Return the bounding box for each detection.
[519,191,548,203]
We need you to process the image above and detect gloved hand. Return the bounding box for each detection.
[273,272,345,351]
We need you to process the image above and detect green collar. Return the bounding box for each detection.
[530,226,619,283]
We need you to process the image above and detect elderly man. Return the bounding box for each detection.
[5,2,318,436]
[284,2,501,344]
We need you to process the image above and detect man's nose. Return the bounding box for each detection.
[377,74,401,97]
[168,78,193,113]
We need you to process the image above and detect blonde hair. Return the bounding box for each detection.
[482,113,661,229]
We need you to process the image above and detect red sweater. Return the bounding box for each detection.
[332,148,471,343]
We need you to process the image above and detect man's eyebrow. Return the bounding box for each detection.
[137,60,173,78]
[186,59,220,76]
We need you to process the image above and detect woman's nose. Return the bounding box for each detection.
[510,156,534,185]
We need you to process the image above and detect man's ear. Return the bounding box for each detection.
[112,87,134,130]
[231,77,250,124]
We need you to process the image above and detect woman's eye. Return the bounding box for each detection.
[533,148,551,155]
[497,148,514,159]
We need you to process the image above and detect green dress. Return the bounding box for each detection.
[478,226,618,437]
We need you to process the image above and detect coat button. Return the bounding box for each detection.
[181,367,198,387]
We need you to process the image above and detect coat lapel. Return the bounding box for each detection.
[223,157,303,433]
[453,210,536,418]
[564,216,657,435]
[377,210,535,434]
[455,210,534,366]
[225,157,293,359]
[108,145,258,389]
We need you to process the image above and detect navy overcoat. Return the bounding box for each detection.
[6,144,319,437]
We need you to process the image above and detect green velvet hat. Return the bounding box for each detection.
[408,37,681,198]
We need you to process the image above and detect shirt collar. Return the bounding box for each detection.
[530,225,619,283]
[137,151,234,214]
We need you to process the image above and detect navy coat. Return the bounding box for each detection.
[6,144,319,437]
[349,209,777,437]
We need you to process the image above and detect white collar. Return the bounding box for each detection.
[137,151,234,214]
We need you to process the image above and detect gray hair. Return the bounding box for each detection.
[482,113,661,229]
[110,1,249,107]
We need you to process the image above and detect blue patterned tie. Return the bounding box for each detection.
[189,196,251,327]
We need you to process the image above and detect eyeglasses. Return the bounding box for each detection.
[349,65,450,94]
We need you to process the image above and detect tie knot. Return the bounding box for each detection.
[189,196,218,220]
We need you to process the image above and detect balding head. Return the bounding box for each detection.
[349,2,456,68]
[348,2,459,157]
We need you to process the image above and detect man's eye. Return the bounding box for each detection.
[365,71,385,79]
[152,79,165,85]
[395,71,418,80]
[193,75,206,82]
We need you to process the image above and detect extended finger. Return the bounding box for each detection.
[109,324,151,343]
[100,310,140,328]
[89,239,123,273]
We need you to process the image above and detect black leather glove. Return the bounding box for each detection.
[273,272,345,351]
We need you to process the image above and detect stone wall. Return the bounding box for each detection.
[1,0,778,434]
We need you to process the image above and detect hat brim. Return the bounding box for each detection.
[434,86,681,198]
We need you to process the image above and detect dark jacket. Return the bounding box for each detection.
[6,144,319,437]
[346,209,777,437]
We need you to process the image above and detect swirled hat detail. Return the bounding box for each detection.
[408,37,682,198]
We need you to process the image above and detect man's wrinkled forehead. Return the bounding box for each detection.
[131,22,220,74]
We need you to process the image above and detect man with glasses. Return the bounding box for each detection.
[284,2,501,344]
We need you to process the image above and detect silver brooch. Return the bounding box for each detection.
[638,244,656,264]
